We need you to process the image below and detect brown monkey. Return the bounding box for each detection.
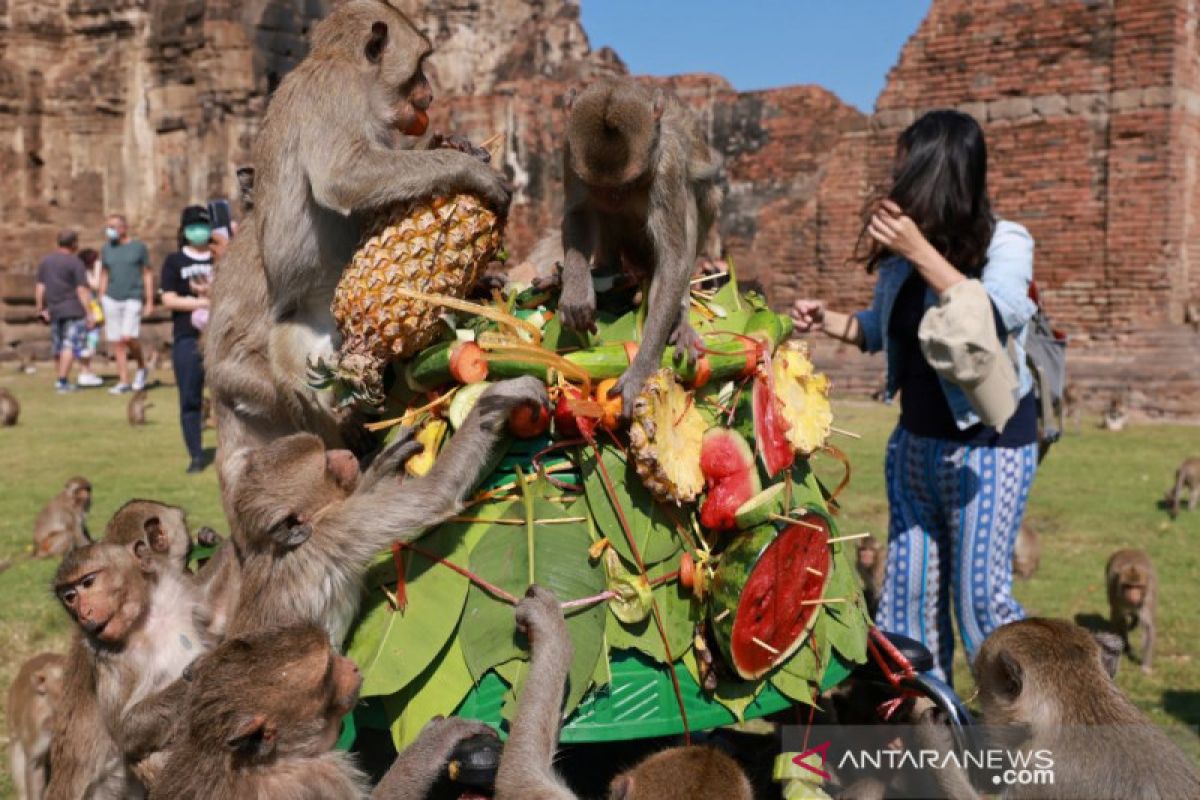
[1012,522,1039,580]
[1061,382,1080,434]
[916,618,1198,799]
[1105,549,1156,673]
[32,476,93,558]
[494,587,753,800]
[126,389,151,426]
[1166,456,1199,519]
[855,537,887,617]
[205,0,511,478]
[7,652,65,800]
[558,78,723,412]
[53,540,214,792]
[0,386,18,426]
[152,624,495,799]
[1100,395,1127,431]
[224,376,547,644]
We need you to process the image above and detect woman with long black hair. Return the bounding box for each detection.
[160,205,214,473]
[792,110,1039,683]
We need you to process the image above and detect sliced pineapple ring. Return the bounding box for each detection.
[628,369,707,504]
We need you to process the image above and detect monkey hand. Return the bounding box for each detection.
[515,585,568,650]
[412,716,499,765]
[451,152,512,213]
[610,362,654,420]
[376,716,499,800]
[669,320,703,369]
[196,527,223,548]
[361,427,425,489]
[431,133,491,164]
[557,273,597,335]
[474,377,550,434]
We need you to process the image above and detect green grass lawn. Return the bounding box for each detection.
[0,367,1197,794]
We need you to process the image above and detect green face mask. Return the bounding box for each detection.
[183,224,212,246]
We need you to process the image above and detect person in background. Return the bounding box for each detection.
[160,206,213,473]
[791,110,1039,684]
[100,213,153,395]
[35,230,96,393]
[75,248,106,388]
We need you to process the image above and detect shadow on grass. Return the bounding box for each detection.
[1162,691,1200,728]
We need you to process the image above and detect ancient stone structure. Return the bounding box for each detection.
[1,0,1197,415]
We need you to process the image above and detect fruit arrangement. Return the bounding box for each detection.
[328,227,870,749]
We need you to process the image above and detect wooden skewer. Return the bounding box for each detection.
[449,516,524,526]
[479,133,503,150]
[752,636,780,655]
[769,513,824,531]
[537,517,588,525]
[830,426,861,439]
[713,609,731,622]
[801,597,847,606]
[805,567,824,577]
[826,532,872,544]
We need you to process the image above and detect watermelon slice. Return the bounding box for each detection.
[733,483,787,530]
[710,518,832,679]
[752,368,794,477]
[699,429,761,532]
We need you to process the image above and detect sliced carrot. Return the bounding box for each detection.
[449,341,489,384]
[679,552,695,590]
[622,341,640,364]
[595,378,623,430]
[509,403,550,438]
[691,355,712,389]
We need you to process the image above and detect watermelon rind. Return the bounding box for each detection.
[733,483,787,530]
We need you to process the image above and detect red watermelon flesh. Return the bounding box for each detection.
[752,368,795,477]
[716,520,832,679]
[699,429,761,532]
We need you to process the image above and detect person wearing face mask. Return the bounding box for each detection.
[100,213,153,394]
[160,206,214,473]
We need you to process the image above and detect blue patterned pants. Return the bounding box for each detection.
[875,426,1038,683]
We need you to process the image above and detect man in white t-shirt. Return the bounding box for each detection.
[100,214,153,394]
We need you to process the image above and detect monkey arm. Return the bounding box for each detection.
[494,587,576,800]
[911,711,981,800]
[307,144,509,217]
[117,678,186,763]
[372,718,498,800]
[612,162,698,413]
[557,169,598,334]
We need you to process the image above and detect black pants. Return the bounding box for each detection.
[172,335,205,461]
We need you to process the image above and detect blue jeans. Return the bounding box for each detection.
[875,426,1038,683]
[172,336,205,461]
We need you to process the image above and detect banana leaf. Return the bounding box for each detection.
[382,635,477,751]
[581,445,682,567]
[603,558,696,664]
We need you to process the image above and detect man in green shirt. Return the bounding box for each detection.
[100,213,153,393]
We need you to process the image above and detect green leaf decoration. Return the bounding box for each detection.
[680,651,761,721]
[603,548,653,624]
[459,478,606,718]
[346,504,500,699]
[604,559,694,664]
[383,635,479,751]
[593,308,640,346]
[771,614,830,705]
[581,445,682,567]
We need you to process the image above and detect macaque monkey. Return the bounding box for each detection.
[1012,522,1039,580]
[0,386,18,426]
[1100,395,1127,431]
[855,537,887,617]
[916,618,1199,799]
[1061,382,1080,434]
[205,0,511,477]
[127,389,151,426]
[152,624,495,800]
[32,476,93,558]
[53,539,214,792]
[225,376,547,645]
[558,78,723,413]
[1166,456,1199,519]
[7,652,65,800]
[494,587,753,800]
[1105,549,1156,673]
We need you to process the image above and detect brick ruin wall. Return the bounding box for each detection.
[1,0,1197,416]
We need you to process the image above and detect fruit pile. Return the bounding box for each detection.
[327,212,869,748]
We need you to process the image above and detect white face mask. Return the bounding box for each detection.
[105,227,120,242]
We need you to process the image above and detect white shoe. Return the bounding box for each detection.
[132,368,147,391]
[109,383,132,395]
[77,373,103,388]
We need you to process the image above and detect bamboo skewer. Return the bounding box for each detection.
[752,636,780,655]
[805,567,824,577]
[830,426,861,439]
[801,597,847,606]
[826,532,871,544]
[713,609,730,622]
[769,513,824,531]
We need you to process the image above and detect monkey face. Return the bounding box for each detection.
[1121,582,1146,606]
[34,663,65,702]
[55,553,148,644]
[352,3,434,136]
[67,477,93,512]
[857,545,877,569]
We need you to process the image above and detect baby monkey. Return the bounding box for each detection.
[559,78,723,413]
[1165,456,1199,519]
[7,652,65,800]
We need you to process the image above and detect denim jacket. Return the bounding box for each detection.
[853,219,1036,430]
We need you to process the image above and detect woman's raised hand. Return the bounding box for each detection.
[790,299,825,333]
[868,199,933,263]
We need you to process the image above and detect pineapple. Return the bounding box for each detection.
[311,194,504,406]
[628,369,707,504]
[772,341,833,456]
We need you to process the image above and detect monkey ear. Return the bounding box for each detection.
[651,89,666,121]
[225,714,277,758]
[144,517,169,554]
[993,651,1024,701]
[272,519,312,549]
[608,773,633,800]
[563,87,578,110]
[365,21,388,64]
